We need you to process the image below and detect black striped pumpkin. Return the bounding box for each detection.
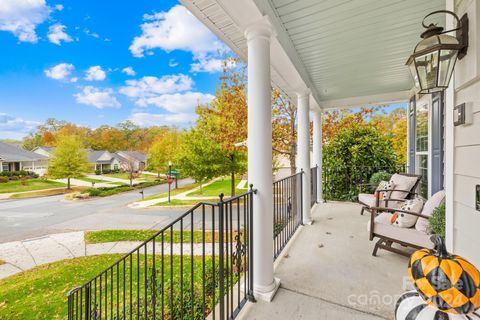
[395,291,480,320]
[408,235,480,314]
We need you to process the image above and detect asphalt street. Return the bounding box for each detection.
[0,179,196,243]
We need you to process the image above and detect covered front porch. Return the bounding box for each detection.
[240,202,411,320]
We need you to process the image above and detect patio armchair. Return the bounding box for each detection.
[358,173,422,215]
[368,190,445,257]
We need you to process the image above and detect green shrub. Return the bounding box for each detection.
[369,172,393,192]
[323,123,399,201]
[429,203,445,237]
[94,170,101,175]
[84,188,101,197]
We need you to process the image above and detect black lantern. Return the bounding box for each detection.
[406,10,468,94]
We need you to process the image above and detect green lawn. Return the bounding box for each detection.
[154,199,204,206]
[187,178,246,197]
[0,254,218,320]
[85,229,231,244]
[0,179,66,194]
[101,172,163,182]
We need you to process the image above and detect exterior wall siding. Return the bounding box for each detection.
[452,0,480,266]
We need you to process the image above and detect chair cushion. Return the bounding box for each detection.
[368,212,433,249]
[359,193,384,208]
[390,174,419,199]
[373,221,434,249]
[391,197,424,228]
[415,190,445,233]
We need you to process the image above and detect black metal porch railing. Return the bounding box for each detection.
[322,164,407,202]
[67,188,256,320]
[273,172,302,260]
[310,166,318,208]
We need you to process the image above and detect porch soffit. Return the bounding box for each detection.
[181,0,445,109]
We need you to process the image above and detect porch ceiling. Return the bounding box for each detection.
[182,0,445,108]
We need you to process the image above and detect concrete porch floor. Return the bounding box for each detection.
[239,202,416,320]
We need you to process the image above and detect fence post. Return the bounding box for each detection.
[299,169,304,225]
[84,284,90,320]
[247,185,256,302]
[218,193,225,319]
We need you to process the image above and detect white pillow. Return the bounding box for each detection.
[375,180,395,202]
[415,190,445,234]
[391,197,424,228]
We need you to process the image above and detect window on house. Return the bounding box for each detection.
[2,163,9,172]
[114,164,118,170]
[416,103,429,198]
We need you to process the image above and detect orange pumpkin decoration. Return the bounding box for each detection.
[408,235,480,314]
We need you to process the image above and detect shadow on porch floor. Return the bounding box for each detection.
[239,202,416,320]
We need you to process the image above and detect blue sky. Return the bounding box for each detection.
[0,0,227,139]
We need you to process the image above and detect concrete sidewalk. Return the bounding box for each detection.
[0,231,220,280]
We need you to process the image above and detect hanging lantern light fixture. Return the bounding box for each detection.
[406,10,469,94]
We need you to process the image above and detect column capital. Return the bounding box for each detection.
[295,89,310,99]
[244,17,274,42]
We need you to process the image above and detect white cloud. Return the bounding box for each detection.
[74,86,120,109]
[130,112,196,127]
[84,66,106,81]
[47,23,72,45]
[168,59,178,67]
[0,0,52,43]
[84,28,100,38]
[0,113,40,139]
[129,5,226,59]
[55,4,63,11]
[191,57,236,73]
[141,91,214,113]
[122,67,136,76]
[44,63,74,80]
[119,74,193,105]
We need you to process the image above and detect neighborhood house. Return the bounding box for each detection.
[0,142,48,176]
[32,146,147,173]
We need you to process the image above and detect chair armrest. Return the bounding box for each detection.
[370,207,431,220]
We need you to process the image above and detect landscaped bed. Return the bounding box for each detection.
[10,186,87,199]
[0,179,66,194]
[0,254,218,320]
[82,181,162,198]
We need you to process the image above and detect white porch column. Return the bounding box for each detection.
[297,91,312,224]
[245,21,279,301]
[312,110,323,202]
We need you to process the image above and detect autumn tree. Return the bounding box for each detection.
[148,129,183,177]
[177,127,224,192]
[47,135,90,189]
[272,89,297,175]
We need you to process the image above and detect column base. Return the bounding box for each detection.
[303,219,313,225]
[254,277,281,302]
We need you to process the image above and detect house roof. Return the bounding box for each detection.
[0,142,48,162]
[87,150,112,163]
[117,151,147,162]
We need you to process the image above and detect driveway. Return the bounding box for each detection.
[0,179,194,243]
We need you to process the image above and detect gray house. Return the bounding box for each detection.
[32,147,146,173]
[0,142,49,175]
